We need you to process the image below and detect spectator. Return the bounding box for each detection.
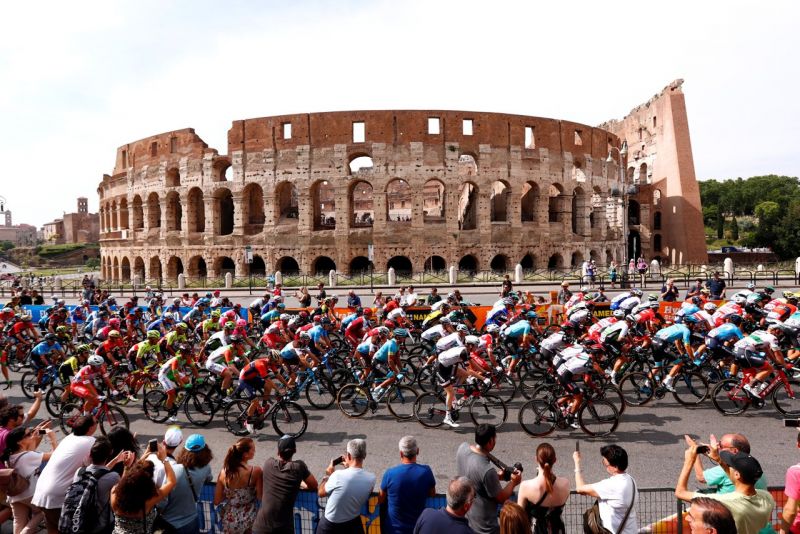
[517,443,568,533]
[3,424,58,534]
[414,477,475,534]
[427,288,442,306]
[31,291,43,306]
[501,276,513,297]
[18,290,32,306]
[573,444,638,534]
[689,434,767,494]
[253,435,317,534]
[181,293,193,307]
[316,283,327,305]
[609,260,618,289]
[317,438,376,534]
[686,278,703,299]
[661,279,680,302]
[111,445,177,534]
[686,496,737,534]
[499,502,529,534]
[347,290,362,310]
[556,282,571,305]
[783,430,800,533]
[591,288,609,304]
[107,426,140,476]
[676,441,773,534]
[405,286,419,307]
[627,258,636,276]
[373,291,387,318]
[706,271,727,300]
[273,283,283,298]
[31,416,97,534]
[457,424,522,534]
[157,434,214,534]
[379,436,436,534]
[296,286,312,308]
[148,426,184,485]
[1,398,45,467]
[215,437,262,534]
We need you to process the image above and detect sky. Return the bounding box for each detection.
[1,0,798,227]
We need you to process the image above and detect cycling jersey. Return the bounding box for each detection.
[340,313,359,330]
[693,310,715,329]
[768,303,797,322]
[567,308,592,325]
[429,300,447,312]
[344,317,369,339]
[182,308,204,323]
[610,292,631,310]
[280,342,307,361]
[355,340,375,356]
[618,296,641,313]
[786,311,800,328]
[712,302,743,327]
[134,340,162,362]
[707,324,744,342]
[260,309,280,326]
[540,332,567,354]
[261,320,287,348]
[734,331,780,352]
[158,356,187,390]
[504,320,531,339]
[556,346,593,375]
[600,321,629,344]
[373,338,398,363]
[70,307,88,324]
[435,332,464,352]
[239,358,279,381]
[437,346,465,367]
[386,308,406,323]
[587,317,617,341]
[421,324,447,342]
[308,325,328,344]
[655,324,692,345]
[31,341,63,358]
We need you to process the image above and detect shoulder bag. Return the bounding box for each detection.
[583,477,636,534]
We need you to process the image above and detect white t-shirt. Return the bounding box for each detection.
[404,293,418,307]
[324,467,376,523]
[147,453,177,486]
[31,434,95,509]
[7,450,45,502]
[591,473,638,534]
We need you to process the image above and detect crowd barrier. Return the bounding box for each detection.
[194,484,788,533]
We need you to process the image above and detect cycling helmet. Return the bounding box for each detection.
[648,294,658,302]
[229,334,243,343]
[320,317,332,326]
[377,326,390,337]
[485,324,500,334]
[526,311,538,320]
[76,344,91,353]
[173,298,181,305]
[279,313,290,322]
[44,333,57,342]
[57,299,66,305]
[277,303,286,310]
[510,293,520,303]
[224,321,235,329]
[439,317,452,325]
[384,320,396,329]
[299,331,311,341]
[211,310,222,318]
[456,324,468,333]
[728,314,743,326]
[612,309,626,319]
[703,302,718,313]
[502,297,514,306]
[233,303,242,310]
[88,355,104,367]
[330,295,339,301]
[691,296,703,306]
[733,295,747,305]
[363,308,373,317]
[176,322,188,330]
[56,325,69,334]
[146,330,161,340]
[236,319,247,327]
[682,314,699,324]
[631,289,643,297]
[108,330,121,338]
[109,318,121,328]
[624,314,636,323]
[746,282,756,290]
[765,285,776,295]
[394,328,409,338]
[355,306,363,316]
[299,311,309,319]
[465,335,480,346]
[649,302,660,310]
[312,315,322,323]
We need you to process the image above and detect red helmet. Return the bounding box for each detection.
[109,318,121,328]
[384,320,396,329]
[298,311,309,320]
[312,315,321,323]
[363,308,373,317]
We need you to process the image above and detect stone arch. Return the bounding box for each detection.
[132,195,144,229]
[350,256,371,274]
[572,158,586,182]
[653,189,662,206]
[606,249,614,265]
[490,180,510,222]
[147,192,161,228]
[386,179,412,222]
[520,253,535,270]
[133,257,145,280]
[590,250,600,263]
[187,187,205,232]
[520,182,538,223]
[350,181,374,227]
[570,251,582,268]
[423,179,445,222]
[121,257,131,281]
[628,199,641,226]
[639,162,648,184]
[242,183,265,235]
[165,191,182,231]
[111,201,118,230]
[312,256,336,275]
[571,186,587,235]
[188,256,207,278]
[653,211,662,231]
[311,180,335,230]
[149,256,162,280]
[654,234,662,252]
[213,158,232,182]
[119,198,129,229]
[213,188,234,235]
[457,154,478,177]
[166,256,184,279]
[276,256,300,275]
[627,166,635,184]
[547,253,564,270]
[112,257,119,281]
[250,255,266,276]
[387,255,413,275]
[275,181,299,222]
[458,182,479,230]
[458,254,479,273]
[489,254,508,272]
[424,255,446,271]
[348,154,373,174]
[215,256,236,276]
[165,167,180,188]
[548,184,564,223]
[590,187,604,230]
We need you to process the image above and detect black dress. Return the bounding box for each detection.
[524,491,566,534]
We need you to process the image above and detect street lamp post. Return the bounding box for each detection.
[606,141,629,264]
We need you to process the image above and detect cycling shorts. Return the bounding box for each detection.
[158,374,178,392]
[29,356,48,371]
[205,360,228,375]
[70,383,94,399]
[239,376,266,398]
[557,369,585,395]
[733,347,767,369]
[435,362,455,387]
[651,338,680,366]
[372,361,389,378]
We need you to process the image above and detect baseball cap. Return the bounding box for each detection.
[184,434,206,452]
[278,434,297,455]
[719,450,763,484]
[164,426,183,448]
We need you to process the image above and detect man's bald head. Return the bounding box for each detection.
[722,433,750,454]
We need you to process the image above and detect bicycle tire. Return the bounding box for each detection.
[599,384,626,415]
[59,403,83,434]
[517,399,557,437]
[617,371,655,407]
[45,386,67,417]
[397,359,418,387]
[578,399,619,437]
[19,371,39,399]
[518,369,550,400]
[143,390,170,423]
[672,371,709,406]
[271,401,308,438]
[385,385,418,420]
[710,378,750,415]
[469,394,507,428]
[491,373,517,404]
[773,379,800,416]
[223,399,252,436]
[184,391,216,426]
[329,369,353,391]
[413,392,446,428]
[415,364,438,393]
[98,404,130,435]
[336,384,370,418]
[305,375,336,409]
[110,374,132,406]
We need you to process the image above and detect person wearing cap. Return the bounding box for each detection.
[379,436,435,534]
[148,426,184,486]
[317,438,375,534]
[252,435,317,534]
[677,438,774,534]
[156,434,214,534]
[688,434,767,495]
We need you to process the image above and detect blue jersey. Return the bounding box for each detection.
[70,307,87,324]
[373,339,399,363]
[280,342,304,360]
[341,313,358,329]
[308,325,328,344]
[656,324,692,344]
[146,318,167,332]
[260,309,280,325]
[355,340,374,356]
[708,324,744,342]
[31,341,63,357]
[505,321,531,339]
[182,307,203,322]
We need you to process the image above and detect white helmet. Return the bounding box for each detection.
[465,335,480,346]
[733,295,747,305]
[88,355,104,367]
[485,324,500,334]
[703,302,718,313]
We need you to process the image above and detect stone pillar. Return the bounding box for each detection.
[388,267,396,286]
[232,192,245,235]
[142,202,151,232]
[54,277,62,291]
[329,270,337,288]
[275,271,283,286]
[225,272,233,289]
[179,193,188,236]
[449,265,457,285]
[204,196,215,235]
[159,198,169,238]
[514,264,523,284]
[177,273,185,289]
[724,258,733,281]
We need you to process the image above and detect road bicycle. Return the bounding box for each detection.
[59,395,129,436]
[617,359,709,407]
[414,379,507,429]
[143,382,215,426]
[336,379,418,420]
[711,365,800,416]
[517,388,620,437]
[224,394,308,438]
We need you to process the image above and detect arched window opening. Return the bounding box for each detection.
[276,256,300,275]
[275,182,299,222]
[628,200,641,226]
[387,256,413,275]
[639,162,649,184]
[653,189,661,206]
[627,167,635,184]
[214,189,234,235]
[457,154,478,177]
[149,256,162,281]
[654,234,662,252]
[187,188,205,232]
[165,168,180,188]
[572,160,586,182]
[312,256,337,275]
[166,257,184,279]
[590,250,600,263]
[490,255,508,272]
[548,184,563,223]
[165,192,182,231]
[490,181,509,222]
[570,252,582,268]
[350,256,371,274]
[242,184,265,235]
[147,193,161,228]
[119,198,129,229]
[458,182,478,230]
[187,256,207,278]
[387,179,412,222]
[424,256,446,271]
[312,180,336,230]
[112,258,119,280]
[423,180,445,222]
[250,255,266,276]
[133,257,145,280]
[217,257,236,276]
[606,250,614,265]
[121,257,131,281]
[521,182,538,222]
[349,156,374,174]
[547,254,563,270]
[350,181,374,227]
[653,211,662,231]
[520,254,535,270]
[458,254,478,273]
[214,160,232,182]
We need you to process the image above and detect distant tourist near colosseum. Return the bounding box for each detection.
[97,80,706,284]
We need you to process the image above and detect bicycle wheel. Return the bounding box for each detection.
[469,394,507,428]
[110,374,132,406]
[98,404,130,435]
[397,359,418,387]
[415,364,438,393]
[59,403,83,434]
[672,371,709,406]
[336,384,370,418]
[518,369,547,400]
[330,369,353,391]
[578,399,619,437]
[223,399,251,436]
[45,386,67,417]
[7,349,27,373]
[492,373,517,404]
[413,392,446,428]
[385,385,418,420]
[710,379,750,415]
[773,379,800,416]
[599,384,626,415]
[305,375,336,409]
[20,372,39,399]
[517,399,557,437]
[143,390,170,423]
[617,371,655,407]
[271,401,308,438]
[184,391,216,426]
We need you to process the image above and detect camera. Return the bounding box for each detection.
[499,462,525,482]
[148,439,158,453]
[696,445,710,455]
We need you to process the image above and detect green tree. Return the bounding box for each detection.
[703,205,719,227]
[729,216,739,240]
[716,211,725,239]
[0,241,13,251]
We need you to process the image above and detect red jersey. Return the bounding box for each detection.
[588,317,617,341]
[74,364,108,384]
[345,317,368,338]
[712,302,743,327]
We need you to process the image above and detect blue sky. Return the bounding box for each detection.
[1,0,798,227]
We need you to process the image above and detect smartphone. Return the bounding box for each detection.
[575,441,580,453]
[38,429,46,435]
[785,419,800,427]
[32,384,40,392]
[332,455,345,466]
[696,445,710,455]
[148,439,158,453]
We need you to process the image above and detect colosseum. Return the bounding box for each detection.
[98,81,706,282]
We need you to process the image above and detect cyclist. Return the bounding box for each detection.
[306,317,331,364]
[157,348,196,423]
[734,322,788,397]
[206,335,249,400]
[248,293,272,322]
[204,321,235,355]
[124,307,146,343]
[125,330,163,400]
[146,313,174,337]
[354,328,383,380]
[84,310,109,343]
[181,299,208,331]
[502,311,540,377]
[58,344,91,403]
[478,324,502,370]
[239,351,289,434]
[160,323,190,358]
[419,317,454,355]
[260,314,292,350]
[421,303,451,328]
[650,316,699,391]
[344,309,372,348]
[260,302,285,329]
[695,314,744,364]
[766,292,798,322]
[69,300,91,340]
[712,295,746,327]
[29,333,65,387]
[71,355,117,415]
[95,330,125,366]
[279,331,316,382]
[485,298,515,328]
[436,346,489,428]
[96,318,122,343]
[554,344,606,428]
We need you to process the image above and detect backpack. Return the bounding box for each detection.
[58,466,111,534]
[0,452,35,497]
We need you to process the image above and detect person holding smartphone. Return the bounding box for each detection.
[317,439,375,534]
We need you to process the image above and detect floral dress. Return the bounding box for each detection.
[219,466,258,533]
[113,507,157,534]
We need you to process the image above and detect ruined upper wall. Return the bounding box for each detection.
[110,128,211,177]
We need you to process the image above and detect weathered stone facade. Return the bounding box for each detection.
[97,107,663,282]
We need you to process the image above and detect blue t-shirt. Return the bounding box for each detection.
[708,324,744,342]
[31,341,63,357]
[656,324,692,344]
[373,339,398,363]
[505,320,531,339]
[341,313,358,329]
[380,463,435,534]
